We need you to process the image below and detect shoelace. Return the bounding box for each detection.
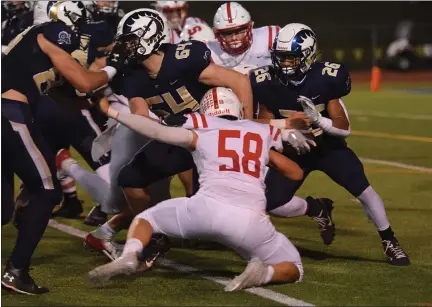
[314,216,329,229]
[384,241,407,259]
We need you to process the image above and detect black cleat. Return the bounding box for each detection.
[307,197,336,245]
[52,197,83,219]
[137,234,171,271]
[382,238,410,266]
[1,261,49,295]
[84,204,107,226]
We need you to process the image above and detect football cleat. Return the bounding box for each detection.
[84,233,123,261]
[382,239,410,266]
[224,259,269,292]
[307,197,336,245]
[1,261,49,295]
[84,204,107,227]
[88,252,139,285]
[137,234,171,271]
[51,197,83,219]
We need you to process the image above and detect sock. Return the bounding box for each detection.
[269,196,308,217]
[264,265,275,284]
[305,197,323,217]
[379,226,395,241]
[57,173,77,199]
[92,222,116,241]
[95,163,111,184]
[357,186,390,231]
[123,238,144,256]
[65,163,110,206]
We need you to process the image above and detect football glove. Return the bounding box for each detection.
[298,95,321,123]
[281,129,317,155]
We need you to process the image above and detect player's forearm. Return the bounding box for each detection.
[107,108,194,148]
[231,75,254,119]
[313,116,350,138]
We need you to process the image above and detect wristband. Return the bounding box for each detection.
[101,66,117,81]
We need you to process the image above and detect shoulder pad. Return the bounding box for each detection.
[171,40,211,77]
[313,61,351,98]
[43,22,79,53]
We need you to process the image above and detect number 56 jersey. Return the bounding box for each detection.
[183,113,283,211]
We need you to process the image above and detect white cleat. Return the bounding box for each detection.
[224,259,269,292]
[88,252,139,285]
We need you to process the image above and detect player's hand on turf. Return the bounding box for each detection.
[298,96,321,123]
[106,39,127,71]
[281,129,317,155]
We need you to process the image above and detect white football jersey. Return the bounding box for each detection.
[170,17,209,44]
[206,25,280,68]
[183,114,283,210]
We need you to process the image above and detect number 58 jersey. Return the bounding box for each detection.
[184,114,283,211]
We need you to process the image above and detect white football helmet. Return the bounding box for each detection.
[180,22,215,42]
[33,1,51,25]
[213,2,253,55]
[48,1,87,31]
[233,64,257,75]
[152,1,188,32]
[116,8,171,62]
[271,23,318,83]
[200,87,244,120]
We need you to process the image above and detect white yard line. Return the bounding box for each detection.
[48,220,314,307]
[360,157,432,173]
[350,110,432,121]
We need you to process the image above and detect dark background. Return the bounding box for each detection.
[120,1,432,70]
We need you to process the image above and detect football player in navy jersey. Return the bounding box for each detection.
[1,0,126,294]
[28,1,116,219]
[74,8,253,263]
[86,0,124,36]
[251,23,409,266]
[1,1,34,52]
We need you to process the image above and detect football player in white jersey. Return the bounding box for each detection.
[88,87,304,290]
[153,1,208,44]
[207,2,280,68]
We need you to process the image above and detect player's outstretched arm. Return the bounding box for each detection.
[37,34,112,93]
[268,150,303,181]
[198,63,254,120]
[97,97,197,150]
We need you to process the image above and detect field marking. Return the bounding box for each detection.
[350,110,432,121]
[360,157,432,173]
[352,130,432,143]
[48,220,314,307]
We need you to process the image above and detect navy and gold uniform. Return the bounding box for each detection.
[251,61,369,211]
[114,41,211,188]
[1,21,78,272]
[35,19,114,170]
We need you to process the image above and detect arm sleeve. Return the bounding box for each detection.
[113,111,194,149]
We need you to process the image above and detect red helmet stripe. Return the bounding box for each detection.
[212,88,219,109]
[227,2,233,23]
[268,26,273,50]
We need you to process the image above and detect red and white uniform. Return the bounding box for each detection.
[184,114,282,211]
[137,115,303,275]
[207,25,280,68]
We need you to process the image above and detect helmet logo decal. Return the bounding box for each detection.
[292,30,316,56]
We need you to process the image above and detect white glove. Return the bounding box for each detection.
[298,95,321,123]
[281,129,317,155]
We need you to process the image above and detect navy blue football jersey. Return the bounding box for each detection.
[113,41,212,117]
[2,22,79,105]
[251,61,351,147]
[1,10,34,46]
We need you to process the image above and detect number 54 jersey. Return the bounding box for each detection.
[183,113,283,211]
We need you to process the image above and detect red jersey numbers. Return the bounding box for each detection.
[218,130,263,178]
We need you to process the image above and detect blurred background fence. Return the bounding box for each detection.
[121,1,432,71]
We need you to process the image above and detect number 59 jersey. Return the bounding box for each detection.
[184,114,283,211]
